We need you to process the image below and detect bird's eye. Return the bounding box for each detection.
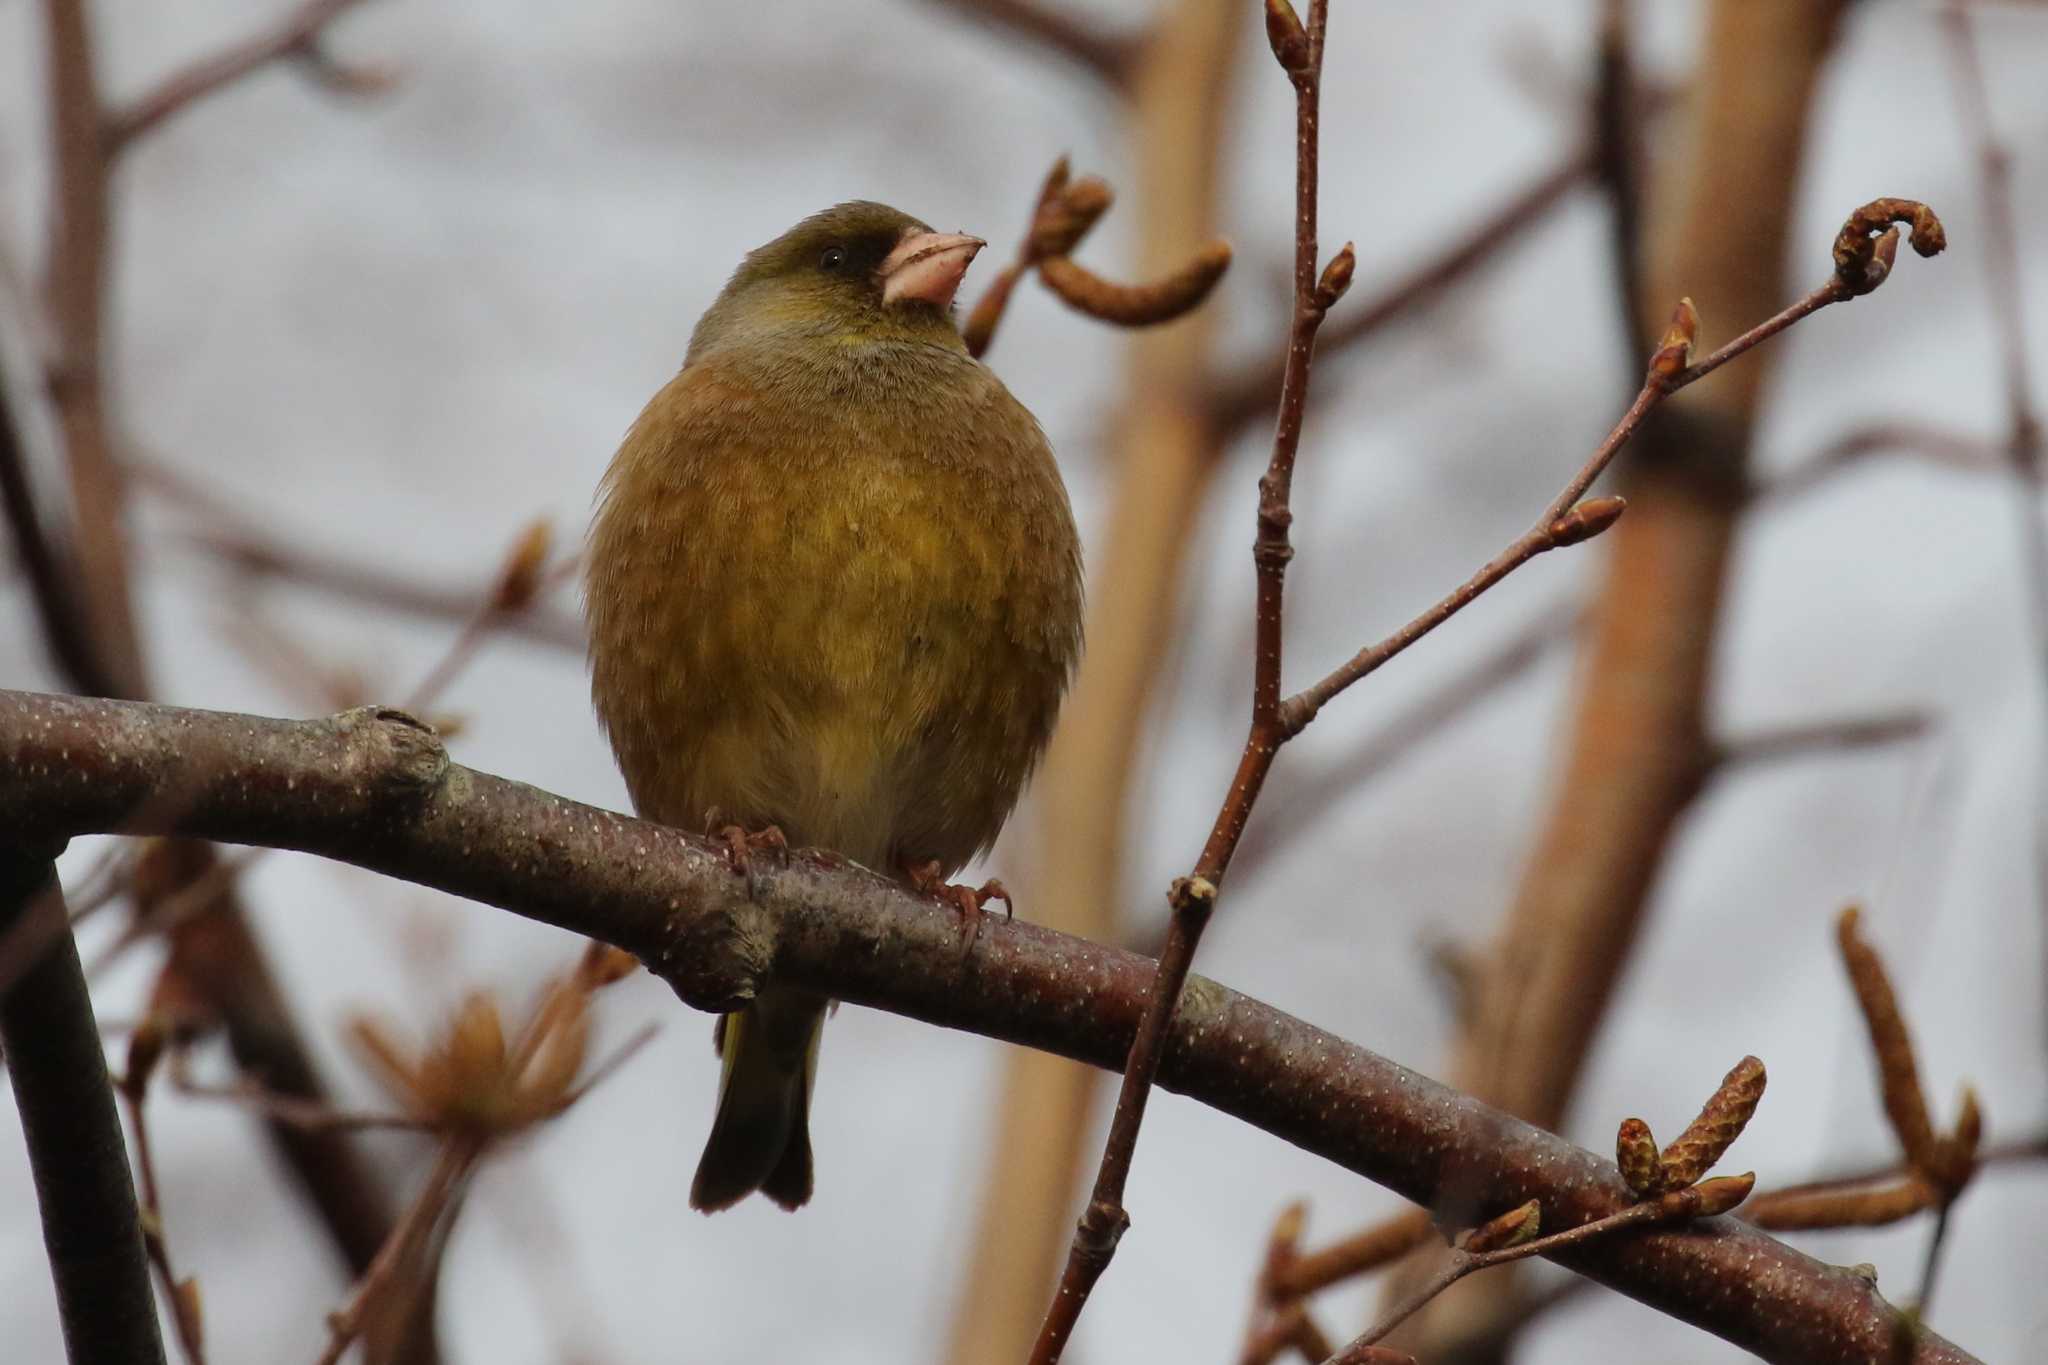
[820,246,847,271]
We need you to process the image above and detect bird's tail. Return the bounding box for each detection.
[689,987,825,1213]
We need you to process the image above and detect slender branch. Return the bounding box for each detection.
[1938,0,2048,1067]
[928,0,1137,86]
[2,852,168,1365]
[1271,1210,1434,1300]
[1767,418,2006,502]
[1281,240,1939,737]
[1327,1178,1756,1361]
[1753,1132,2046,1207]
[170,1062,438,1134]
[313,1139,480,1365]
[1710,711,1931,772]
[0,355,121,694]
[41,0,145,697]
[945,7,1245,1357]
[1232,594,1580,882]
[104,0,381,149]
[119,1047,208,1365]
[1027,9,1339,1358]
[135,459,585,651]
[0,691,1982,1362]
[1592,0,1645,352]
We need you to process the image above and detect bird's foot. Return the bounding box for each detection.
[707,814,788,898]
[903,859,1012,954]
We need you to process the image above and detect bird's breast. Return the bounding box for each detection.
[586,352,1082,876]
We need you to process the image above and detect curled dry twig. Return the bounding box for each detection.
[1036,246,1234,327]
[962,156,1231,358]
[1832,198,1948,297]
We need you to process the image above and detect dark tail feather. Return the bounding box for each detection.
[757,1081,815,1210]
[689,994,823,1213]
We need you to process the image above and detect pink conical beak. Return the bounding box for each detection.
[880,231,985,307]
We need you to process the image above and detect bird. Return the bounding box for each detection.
[584,201,1084,1213]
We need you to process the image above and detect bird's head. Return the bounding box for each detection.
[690,201,985,358]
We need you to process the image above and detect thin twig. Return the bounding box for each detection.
[1767,417,2006,504]
[1026,9,1339,1358]
[1327,1177,1755,1360]
[1232,594,1580,882]
[0,352,120,692]
[1938,0,2048,1073]
[169,1062,438,1134]
[313,1139,480,1365]
[1271,1210,1434,1300]
[119,1047,208,1365]
[1711,711,1931,772]
[1280,247,1937,736]
[104,0,382,148]
[1747,1132,2045,1215]
[134,457,584,651]
[1592,0,1645,351]
[929,0,1136,86]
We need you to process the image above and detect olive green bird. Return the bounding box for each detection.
[584,201,1083,1212]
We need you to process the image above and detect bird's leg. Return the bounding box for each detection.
[902,858,1013,953]
[704,808,789,898]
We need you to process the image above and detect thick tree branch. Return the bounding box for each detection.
[2,853,167,1365]
[0,688,1982,1365]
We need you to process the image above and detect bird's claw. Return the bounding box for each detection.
[710,818,788,899]
[904,860,1013,955]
